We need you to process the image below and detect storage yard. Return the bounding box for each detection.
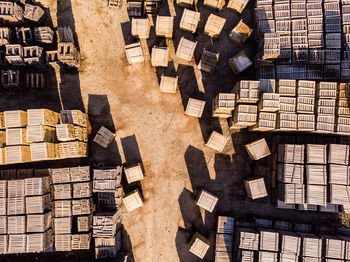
[1,0,350,261]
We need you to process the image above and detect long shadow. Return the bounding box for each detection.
[120,134,144,197]
[87,94,122,166]
[179,146,218,261]
[56,0,84,111]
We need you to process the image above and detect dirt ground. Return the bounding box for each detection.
[0,0,347,261]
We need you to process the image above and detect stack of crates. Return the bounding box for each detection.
[343,3,350,79]
[296,80,316,131]
[57,110,88,159]
[277,144,304,209]
[93,167,122,259]
[52,166,93,251]
[255,0,275,77]
[315,82,337,133]
[0,170,53,254]
[337,83,350,134]
[292,18,308,64]
[324,0,341,79]
[275,0,291,65]
[27,109,58,162]
[215,216,234,261]
[276,80,297,130]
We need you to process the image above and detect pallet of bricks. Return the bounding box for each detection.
[0,168,53,254]
[233,216,350,261]
[92,167,122,259]
[254,0,344,80]
[277,143,350,213]
[228,80,350,135]
[51,166,93,251]
[0,109,88,165]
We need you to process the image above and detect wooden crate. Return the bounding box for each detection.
[125,42,144,64]
[234,80,259,103]
[155,16,173,37]
[50,168,70,184]
[70,166,90,182]
[244,177,267,199]
[71,233,91,250]
[258,93,280,112]
[26,193,51,214]
[53,184,72,200]
[151,46,169,68]
[56,123,75,141]
[93,126,114,149]
[215,233,233,256]
[54,234,71,251]
[204,14,226,38]
[26,212,52,233]
[131,18,150,39]
[307,184,327,206]
[198,49,219,73]
[203,0,225,9]
[26,230,52,253]
[227,0,249,13]
[93,167,122,181]
[250,112,276,131]
[7,197,25,216]
[228,51,252,75]
[281,233,301,255]
[27,109,59,126]
[7,215,25,234]
[212,93,235,118]
[6,128,26,145]
[54,217,72,234]
[336,117,350,135]
[205,131,228,152]
[60,110,87,127]
[306,144,327,164]
[276,113,297,131]
[27,125,56,143]
[77,214,92,232]
[233,104,257,127]
[124,163,145,184]
[54,200,72,217]
[330,184,350,205]
[259,251,277,262]
[279,97,296,113]
[317,99,336,115]
[72,198,93,216]
[185,98,205,118]
[176,37,197,61]
[279,183,305,204]
[8,234,26,253]
[57,141,88,158]
[93,211,120,238]
[74,125,87,142]
[328,144,349,165]
[159,75,177,94]
[297,97,315,114]
[123,189,143,212]
[316,115,335,133]
[8,179,25,197]
[260,230,279,252]
[278,163,304,184]
[189,232,210,259]
[179,9,200,33]
[229,20,252,47]
[297,114,315,131]
[176,0,193,8]
[73,182,92,198]
[4,110,27,128]
[196,189,218,212]
[30,142,56,161]
[306,165,327,185]
[245,138,271,160]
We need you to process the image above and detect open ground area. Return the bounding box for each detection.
[0,0,349,261]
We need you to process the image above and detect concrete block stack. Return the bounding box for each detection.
[93,167,122,259]
[51,166,93,251]
[0,171,53,254]
[277,143,350,212]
